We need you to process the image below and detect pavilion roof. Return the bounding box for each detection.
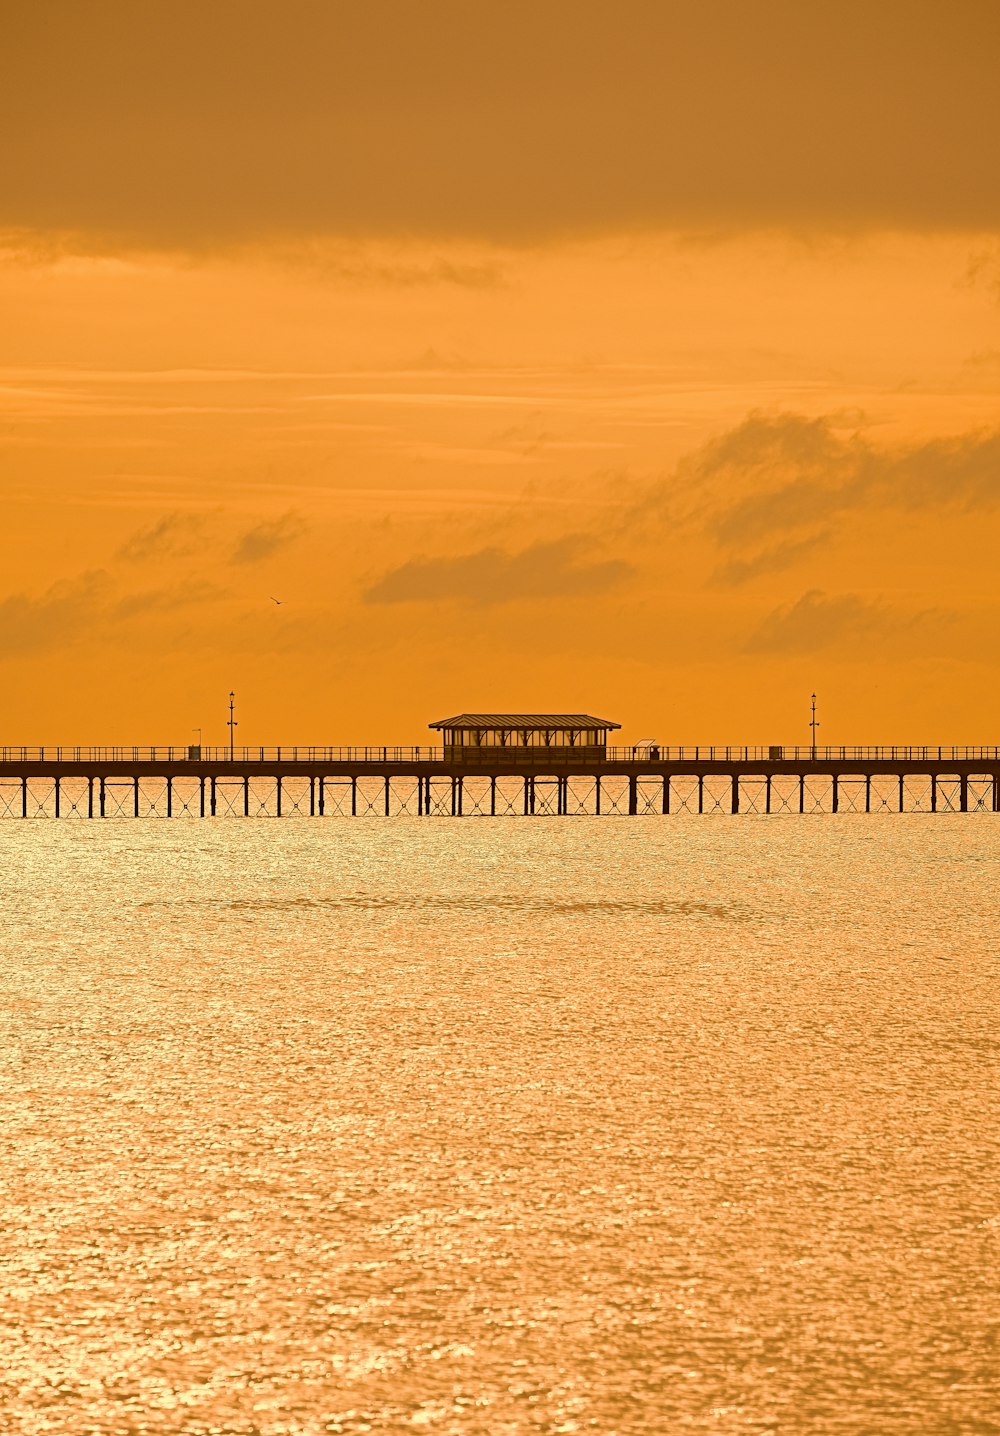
[429,713,620,731]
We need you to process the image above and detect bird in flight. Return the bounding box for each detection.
[270,597,283,605]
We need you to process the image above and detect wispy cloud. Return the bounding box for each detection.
[363,536,633,606]
[0,572,111,653]
[744,589,945,653]
[711,532,829,587]
[298,250,507,289]
[111,581,227,620]
[678,411,1000,551]
[231,511,305,565]
[963,244,1000,304]
[0,572,228,654]
[118,511,206,562]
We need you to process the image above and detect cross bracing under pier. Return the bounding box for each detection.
[0,754,998,817]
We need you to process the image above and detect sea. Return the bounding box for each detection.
[1,816,997,1435]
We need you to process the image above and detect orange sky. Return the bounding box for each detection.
[2,2,999,744]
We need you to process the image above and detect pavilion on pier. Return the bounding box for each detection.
[428,713,619,762]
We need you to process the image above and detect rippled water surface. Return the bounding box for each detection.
[1,817,997,1434]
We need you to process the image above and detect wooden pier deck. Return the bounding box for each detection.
[1,746,998,816]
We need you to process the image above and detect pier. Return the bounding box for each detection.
[1,741,998,817]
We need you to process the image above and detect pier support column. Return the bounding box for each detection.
[731,775,739,814]
[244,777,251,817]
[628,775,638,815]
[832,776,839,814]
[166,777,172,818]
[994,774,1000,813]
[490,776,497,816]
[199,776,205,818]
[210,776,217,816]
[698,774,704,814]
[595,775,601,816]
[318,776,325,816]
[351,776,357,817]
[99,777,106,818]
[309,777,315,817]
[899,774,905,812]
[54,777,61,819]
[385,776,391,817]
[662,776,670,814]
[276,776,282,818]
[931,776,938,813]
[133,776,140,818]
[88,776,94,819]
[22,776,28,819]
[799,774,805,814]
[865,775,871,813]
[557,776,568,815]
[765,775,772,814]
[960,775,969,812]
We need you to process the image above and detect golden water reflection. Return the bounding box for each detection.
[1,818,997,1433]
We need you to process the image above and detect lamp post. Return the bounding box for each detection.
[228,692,237,761]
[810,693,819,761]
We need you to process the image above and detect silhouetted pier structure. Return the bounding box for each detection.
[1,712,998,817]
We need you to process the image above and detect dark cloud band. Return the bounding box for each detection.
[4,1,998,249]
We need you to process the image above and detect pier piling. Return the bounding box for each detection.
[0,743,997,819]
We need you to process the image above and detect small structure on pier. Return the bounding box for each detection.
[429,713,620,763]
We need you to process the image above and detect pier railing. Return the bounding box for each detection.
[1,744,999,765]
[609,745,1000,763]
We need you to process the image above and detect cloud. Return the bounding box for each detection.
[744,589,942,653]
[231,512,305,564]
[122,510,305,569]
[117,511,206,562]
[111,581,227,619]
[711,532,829,586]
[679,412,1000,547]
[964,348,1000,369]
[0,572,230,655]
[963,244,1000,302]
[297,251,506,289]
[363,536,633,605]
[2,3,998,251]
[0,571,111,653]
